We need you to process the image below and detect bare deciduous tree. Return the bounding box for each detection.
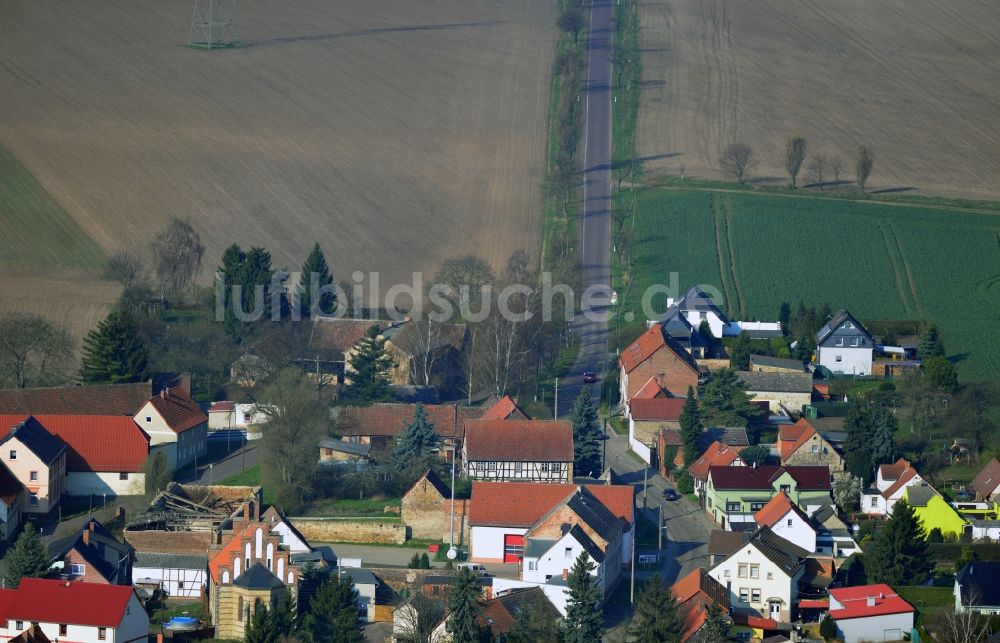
[433,255,495,319]
[934,606,990,643]
[394,594,446,643]
[395,320,444,388]
[807,154,829,189]
[104,250,148,290]
[150,217,205,295]
[719,143,754,184]
[830,156,845,187]
[785,135,807,189]
[855,145,875,192]
[0,313,75,388]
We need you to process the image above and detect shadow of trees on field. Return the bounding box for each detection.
[245,21,505,48]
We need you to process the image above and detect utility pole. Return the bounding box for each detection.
[643,468,648,508]
[630,532,636,604]
[554,378,559,419]
[658,504,663,550]
[603,417,608,473]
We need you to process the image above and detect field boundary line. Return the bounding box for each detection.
[711,194,736,317]
[889,221,924,316]
[877,221,914,315]
[723,195,745,318]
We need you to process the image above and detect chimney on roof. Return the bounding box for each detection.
[82,530,90,547]
[560,523,571,535]
[867,596,876,607]
[160,389,166,399]
[89,519,96,533]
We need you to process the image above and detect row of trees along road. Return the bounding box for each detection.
[720,136,876,192]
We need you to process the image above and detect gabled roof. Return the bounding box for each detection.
[124,530,213,556]
[4,578,137,627]
[209,401,235,413]
[0,461,23,508]
[736,371,814,394]
[754,491,810,529]
[404,469,452,500]
[566,488,623,544]
[47,519,132,584]
[881,462,921,500]
[784,466,833,491]
[751,527,811,576]
[233,562,285,589]
[675,286,730,324]
[632,377,667,400]
[704,426,750,448]
[708,530,747,558]
[481,395,529,420]
[778,419,815,461]
[956,561,1000,608]
[619,325,700,376]
[689,441,743,481]
[27,415,149,472]
[480,587,558,637]
[469,482,634,527]
[629,398,685,422]
[143,387,207,433]
[0,382,153,416]
[464,420,573,462]
[749,354,807,372]
[335,403,483,439]
[971,459,1000,500]
[708,465,831,491]
[0,416,66,465]
[815,309,874,346]
[829,584,915,619]
[672,568,729,642]
[308,318,389,359]
[134,552,208,570]
[568,524,605,563]
[904,484,940,508]
[8,624,49,643]
[879,458,912,482]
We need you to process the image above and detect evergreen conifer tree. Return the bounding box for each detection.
[446,569,483,643]
[79,310,149,384]
[571,388,603,477]
[345,326,394,403]
[627,574,682,643]
[866,499,932,586]
[691,603,731,643]
[302,574,364,643]
[869,406,900,467]
[819,614,837,641]
[2,524,49,588]
[680,386,702,467]
[918,324,945,360]
[698,368,757,427]
[563,553,604,643]
[393,405,437,469]
[299,243,336,318]
[729,331,754,370]
[843,405,875,483]
[243,603,275,643]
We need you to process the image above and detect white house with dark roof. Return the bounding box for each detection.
[955,561,1000,615]
[815,309,875,376]
[0,416,66,517]
[133,551,208,599]
[861,458,923,516]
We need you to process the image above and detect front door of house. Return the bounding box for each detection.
[769,601,781,620]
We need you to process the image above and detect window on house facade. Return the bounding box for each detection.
[71,563,85,576]
[146,416,152,423]
[540,462,550,472]
[29,495,38,507]
[787,518,793,527]
[528,561,537,571]
[487,462,496,471]
[752,589,761,603]
[515,462,524,473]
[738,564,748,578]
[29,471,37,481]
[726,502,740,512]
[780,485,791,494]
[812,444,820,453]
[835,337,844,346]
[98,627,107,640]
[835,355,843,363]
[119,472,129,480]
[14,621,22,630]
[564,548,572,558]
[749,565,759,579]
[178,581,185,590]
[871,497,878,508]
[238,596,244,621]
[8,450,15,460]
[850,337,859,347]
[739,588,749,603]
[707,498,713,508]
[767,572,773,580]
[59,625,67,636]
[750,502,766,511]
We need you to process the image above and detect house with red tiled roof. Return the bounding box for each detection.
[777,418,843,472]
[688,441,746,500]
[0,382,153,416]
[468,481,634,564]
[828,584,914,643]
[335,402,484,453]
[633,376,667,400]
[0,416,66,518]
[481,395,529,421]
[627,397,685,466]
[133,386,207,470]
[862,458,923,516]
[0,578,148,642]
[463,420,574,483]
[671,568,730,642]
[618,324,700,405]
[753,491,816,552]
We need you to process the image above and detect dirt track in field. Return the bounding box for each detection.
[636,0,1000,200]
[0,0,555,317]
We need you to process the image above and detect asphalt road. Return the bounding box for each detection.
[176,442,260,485]
[561,0,614,416]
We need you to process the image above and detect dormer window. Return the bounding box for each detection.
[835,338,844,346]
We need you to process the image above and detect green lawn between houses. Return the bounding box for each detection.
[613,187,1000,381]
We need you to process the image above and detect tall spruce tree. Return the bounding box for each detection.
[446,569,483,643]
[79,310,149,384]
[3,524,50,588]
[627,574,683,643]
[698,368,757,427]
[302,574,364,643]
[563,553,604,643]
[345,325,394,403]
[843,405,874,482]
[866,499,931,586]
[918,324,945,360]
[393,404,437,470]
[680,386,702,467]
[869,406,900,467]
[299,243,336,318]
[571,388,603,477]
[243,603,275,643]
[729,331,754,371]
[220,245,275,341]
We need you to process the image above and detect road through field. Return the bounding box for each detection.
[561,0,614,416]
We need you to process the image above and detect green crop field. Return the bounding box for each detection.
[0,143,105,271]
[614,188,1000,381]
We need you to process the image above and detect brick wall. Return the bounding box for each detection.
[626,351,698,400]
[289,518,407,544]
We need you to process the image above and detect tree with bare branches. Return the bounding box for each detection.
[719,143,754,184]
[807,154,829,189]
[785,135,807,189]
[830,156,845,187]
[934,606,990,643]
[104,250,148,290]
[0,313,74,388]
[150,217,205,295]
[855,145,875,192]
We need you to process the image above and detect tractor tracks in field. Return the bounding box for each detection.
[877,221,914,315]
[712,194,743,318]
[879,220,924,317]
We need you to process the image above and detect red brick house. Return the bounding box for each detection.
[619,325,700,405]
